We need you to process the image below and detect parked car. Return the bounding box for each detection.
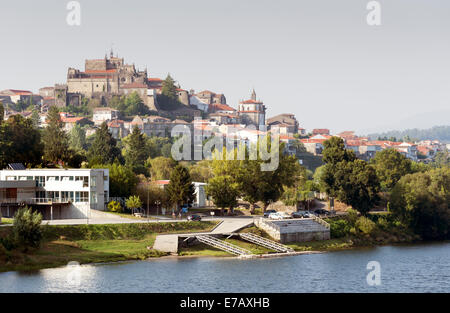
[187,214,202,221]
[278,212,292,219]
[314,209,330,216]
[268,212,283,220]
[264,209,277,218]
[291,211,313,218]
[269,212,291,220]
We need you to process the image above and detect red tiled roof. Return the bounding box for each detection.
[301,139,326,144]
[209,103,236,112]
[154,180,170,185]
[107,120,124,128]
[312,129,330,135]
[240,99,263,104]
[61,117,85,123]
[8,89,33,95]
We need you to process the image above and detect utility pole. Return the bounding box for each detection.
[147,179,150,223]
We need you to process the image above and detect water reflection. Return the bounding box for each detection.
[0,243,449,293]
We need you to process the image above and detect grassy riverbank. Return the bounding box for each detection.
[0,221,218,272]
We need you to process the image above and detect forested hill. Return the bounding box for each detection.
[367,125,450,143]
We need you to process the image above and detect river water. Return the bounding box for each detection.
[1,242,449,293]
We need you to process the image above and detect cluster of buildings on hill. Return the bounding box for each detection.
[300,130,448,162]
[1,53,448,163]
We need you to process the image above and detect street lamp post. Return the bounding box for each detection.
[155,200,161,221]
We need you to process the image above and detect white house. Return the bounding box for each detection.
[0,168,109,220]
[93,107,119,125]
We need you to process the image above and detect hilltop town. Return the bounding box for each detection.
[1,54,449,276]
[0,53,448,167]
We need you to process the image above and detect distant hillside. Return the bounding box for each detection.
[367,125,450,143]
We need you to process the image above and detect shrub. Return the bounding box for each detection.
[108,201,123,213]
[376,217,389,231]
[355,216,376,235]
[330,219,351,238]
[0,236,17,251]
[13,207,43,250]
[346,208,359,225]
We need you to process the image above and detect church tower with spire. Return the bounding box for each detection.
[238,89,266,128]
[251,88,256,101]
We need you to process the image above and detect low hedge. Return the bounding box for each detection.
[0,221,217,242]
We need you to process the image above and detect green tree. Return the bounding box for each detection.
[42,106,71,165]
[321,137,380,215]
[157,74,180,110]
[88,122,123,165]
[433,151,449,168]
[189,160,213,183]
[206,175,240,215]
[93,162,138,198]
[69,124,87,152]
[371,148,413,191]
[390,167,450,240]
[31,107,40,128]
[147,156,177,180]
[166,164,195,212]
[332,159,380,215]
[124,92,146,116]
[125,195,143,214]
[0,115,43,169]
[322,136,356,165]
[13,207,43,251]
[123,126,148,175]
[239,140,302,212]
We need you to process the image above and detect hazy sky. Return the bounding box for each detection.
[1,0,449,134]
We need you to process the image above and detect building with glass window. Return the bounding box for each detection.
[0,168,109,220]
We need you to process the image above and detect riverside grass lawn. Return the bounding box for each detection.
[0,221,218,272]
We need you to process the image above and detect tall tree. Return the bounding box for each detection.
[206,175,239,215]
[124,92,146,116]
[237,140,302,212]
[87,122,123,165]
[371,148,412,191]
[166,164,195,212]
[321,137,380,215]
[93,162,138,198]
[42,106,71,165]
[158,74,180,110]
[322,136,356,165]
[332,159,380,215]
[390,167,450,240]
[147,156,177,180]
[0,115,43,169]
[123,126,148,175]
[161,74,178,101]
[69,123,87,152]
[31,107,40,128]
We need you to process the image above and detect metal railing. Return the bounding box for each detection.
[1,198,75,205]
[311,214,330,229]
[239,233,294,253]
[196,235,252,256]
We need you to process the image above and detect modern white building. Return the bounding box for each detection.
[0,168,109,220]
